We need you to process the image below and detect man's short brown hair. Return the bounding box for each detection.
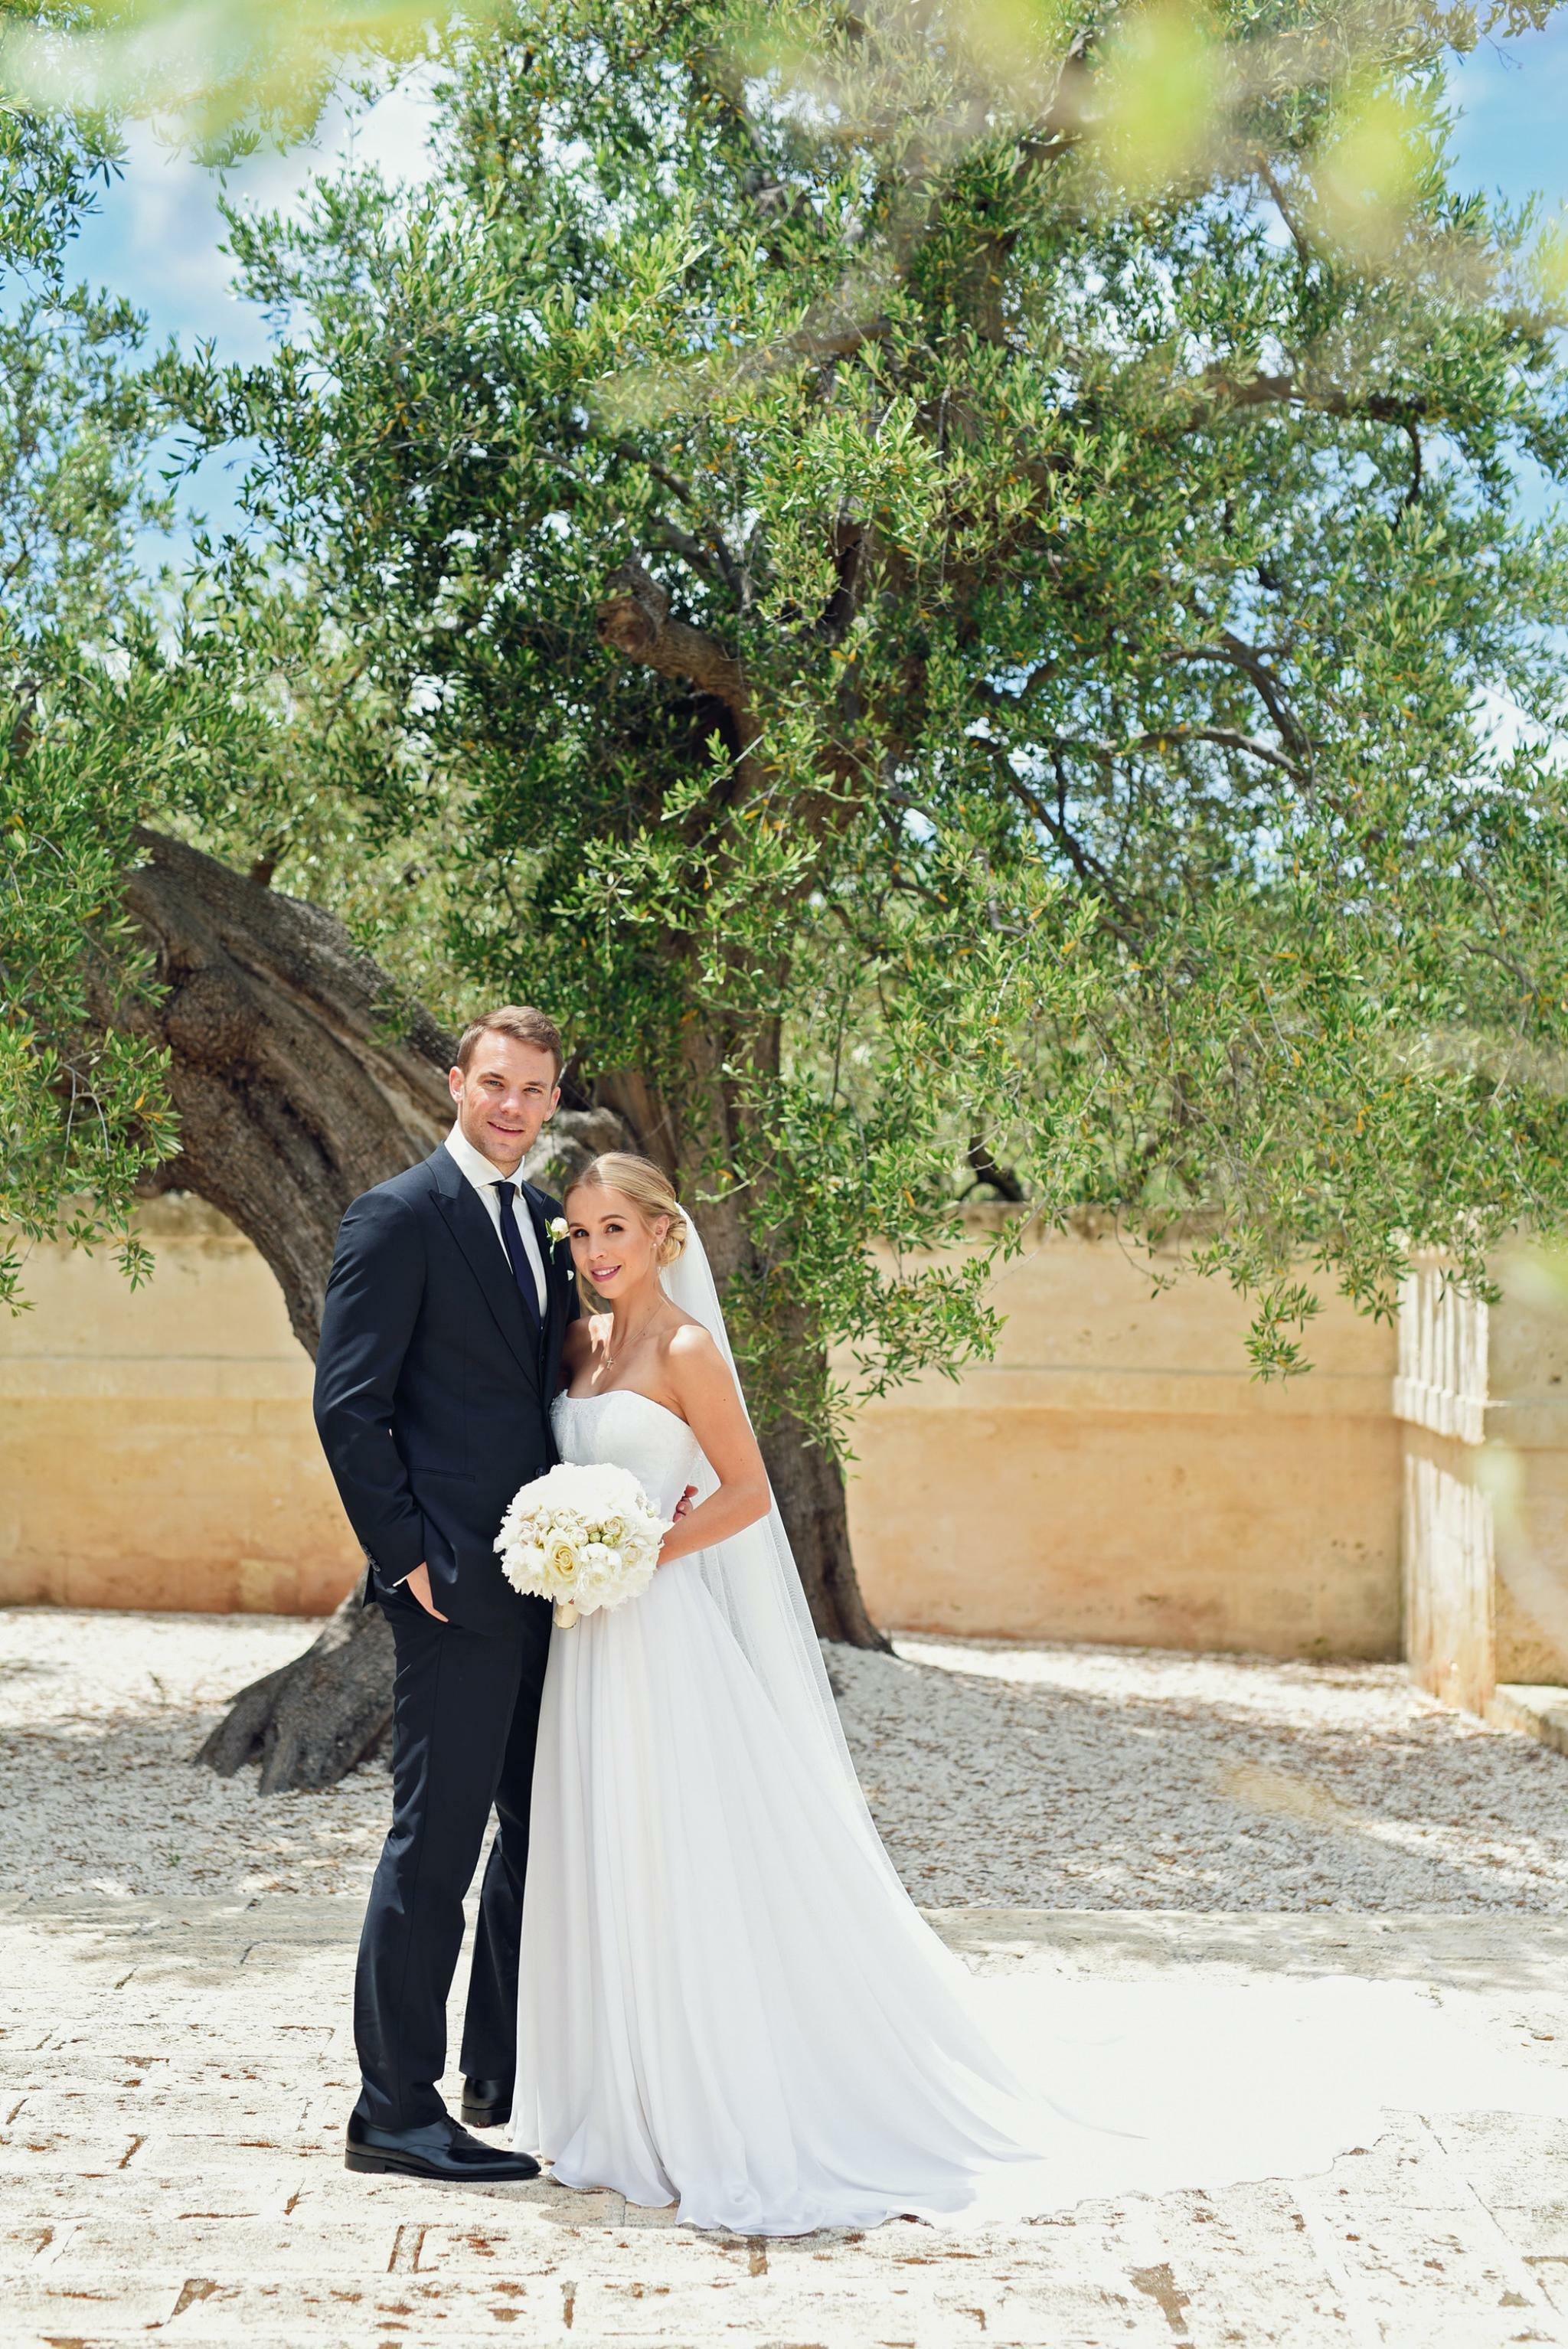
[454,1005,564,1082]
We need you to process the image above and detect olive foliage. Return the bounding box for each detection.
[9,0,1568,1465]
[172,0,1568,1442]
[0,105,185,1307]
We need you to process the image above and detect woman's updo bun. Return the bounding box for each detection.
[568,1152,688,1266]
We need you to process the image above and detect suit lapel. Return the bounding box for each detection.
[430,1148,541,1390]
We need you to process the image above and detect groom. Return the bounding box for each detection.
[313,1004,576,2183]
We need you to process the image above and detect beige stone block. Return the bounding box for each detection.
[3,2277,187,2332]
[849,1403,1400,1656]
[0,1200,361,1619]
[146,2274,571,2338]
[17,2086,315,2130]
[936,1214,1393,1386]
[1401,1427,1495,1712]
[837,1216,1403,1655]
[1423,2113,1568,2207]
[1490,2205,1568,2259]
[18,2171,290,2223]
[38,2217,403,2277]
[1485,1246,1568,1688]
[1494,1451,1568,1686]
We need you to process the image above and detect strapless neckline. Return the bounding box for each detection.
[557,1388,692,1437]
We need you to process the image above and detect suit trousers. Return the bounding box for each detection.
[352,1578,551,2130]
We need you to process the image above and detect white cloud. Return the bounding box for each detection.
[71,70,442,365]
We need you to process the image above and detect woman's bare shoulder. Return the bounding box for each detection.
[663,1306,718,1354]
[662,1314,733,1391]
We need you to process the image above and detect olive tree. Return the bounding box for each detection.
[180,0,1568,1625]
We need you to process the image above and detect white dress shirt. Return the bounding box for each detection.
[444,1119,547,1317]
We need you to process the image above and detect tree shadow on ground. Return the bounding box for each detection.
[835,1640,1568,1917]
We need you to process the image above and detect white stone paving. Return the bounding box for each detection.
[4,1609,1568,2343]
[3,1900,1568,2346]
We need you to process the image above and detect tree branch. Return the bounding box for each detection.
[1206,369,1427,428]
[1254,155,1314,270]
[1403,417,1423,507]
[610,442,746,597]
[1122,723,1305,781]
[974,736,1141,939]
[1168,634,1313,765]
[596,560,759,749]
[963,1132,1024,1201]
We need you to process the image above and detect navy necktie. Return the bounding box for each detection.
[492,1180,543,1341]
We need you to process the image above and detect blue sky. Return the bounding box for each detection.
[70,75,440,377]
[59,15,1568,547]
[1444,13,1568,215]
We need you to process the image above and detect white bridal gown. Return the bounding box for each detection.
[514,1387,1568,2236]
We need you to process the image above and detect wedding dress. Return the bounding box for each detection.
[511,1228,1568,2236]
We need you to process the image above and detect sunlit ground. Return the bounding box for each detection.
[3,1606,1563,1911]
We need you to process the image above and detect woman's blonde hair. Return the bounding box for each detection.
[567,1152,688,1269]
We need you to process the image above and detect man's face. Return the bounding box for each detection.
[449,1034,560,1172]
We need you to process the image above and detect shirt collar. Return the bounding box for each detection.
[444,1118,528,1199]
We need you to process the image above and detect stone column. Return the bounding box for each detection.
[1396,1249,1568,1727]
[1395,1261,1494,1712]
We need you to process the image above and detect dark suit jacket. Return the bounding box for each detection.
[313,1142,579,1635]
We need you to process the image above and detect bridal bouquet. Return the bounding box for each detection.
[493,1461,668,1629]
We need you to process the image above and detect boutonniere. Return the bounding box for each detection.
[546,1215,570,1245]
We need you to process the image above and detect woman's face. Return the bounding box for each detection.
[565,1184,668,1300]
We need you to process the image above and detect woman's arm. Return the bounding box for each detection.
[656,1325,771,1565]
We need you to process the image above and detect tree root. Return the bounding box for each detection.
[196,1592,394,1795]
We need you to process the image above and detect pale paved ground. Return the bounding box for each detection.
[5,1614,1568,2344]
[4,1898,1568,2346]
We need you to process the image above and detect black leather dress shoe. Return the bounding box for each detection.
[345,2112,539,2182]
[461,2075,514,2128]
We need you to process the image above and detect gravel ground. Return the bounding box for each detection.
[1,1607,1565,1910]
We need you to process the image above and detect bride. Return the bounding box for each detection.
[512,1148,1073,2234]
[509,1152,1568,2236]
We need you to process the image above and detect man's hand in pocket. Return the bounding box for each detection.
[405,1563,449,1621]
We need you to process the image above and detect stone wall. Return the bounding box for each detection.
[1,1197,1413,1658]
[0,1199,358,1616]
[1488,1250,1568,1687]
[838,1213,1402,1658]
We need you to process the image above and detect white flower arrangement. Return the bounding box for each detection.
[545,1214,570,1244]
[494,1459,667,1628]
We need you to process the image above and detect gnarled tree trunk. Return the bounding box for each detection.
[103,831,885,1792]
[758,1399,887,1649]
[594,1025,890,1651]
[113,828,456,1354]
[590,568,888,1648]
[102,829,458,1792]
